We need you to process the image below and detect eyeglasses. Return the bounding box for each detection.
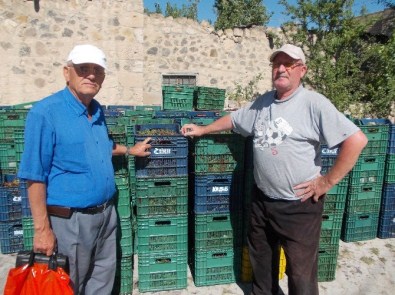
[71,64,105,77]
[270,61,303,71]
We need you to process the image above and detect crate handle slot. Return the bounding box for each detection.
[212,179,228,183]
[212,252,228,258]
[359,215,370,220]
[155,220,171,226]
[212,216,229,221]
[322,215,330,221]
[364,157,377,163]
[362,187,373,192]
[155,258,171,264]
[154,181,171,186]
[366,127,379,133]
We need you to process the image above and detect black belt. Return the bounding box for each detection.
[47,198,114,218]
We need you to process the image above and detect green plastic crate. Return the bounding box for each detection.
[323,192,347,214]
[22,217,33,250]
[191,247,241,287]
[137,214,187,253]
[138,251,187,292]
[115,184,131,218]
[194,134,245,156]
[118,218,133,257]
[113,255,133,295]
[318,245,339,282]
[136,194,187,217]
[341,211,380,242]
[349,160,385,186]
[195,86,226,111]
[319,213,343,246]
[162,85,195,111]
[326,175,349,195]
[194,213,243,250]
[135,176,188,198]
[0,141,18,170]
[345,184,382,214]
[356,119,390,141]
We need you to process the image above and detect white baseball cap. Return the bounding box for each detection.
[269,44,306,64]
[67,44,107,69]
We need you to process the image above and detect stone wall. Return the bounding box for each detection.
[143,14,276,107]
[0,0,276,107]
[0,0,145,105]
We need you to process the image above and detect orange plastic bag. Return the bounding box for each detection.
[4,252,73,295]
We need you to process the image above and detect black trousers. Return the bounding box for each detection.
[247,188,324,295]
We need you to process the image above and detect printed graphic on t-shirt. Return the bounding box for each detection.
[254,117,293,149]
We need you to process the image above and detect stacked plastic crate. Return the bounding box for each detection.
[104,107,134,295]
[0,106,31,254]
[188,116,245,287]
[318,144,349,281]
[104,109,134,295]
[378,122,395,238]
[341,119,390,242]
[162,85,195,111]
[189,132,245,286]
[134,123,189,292]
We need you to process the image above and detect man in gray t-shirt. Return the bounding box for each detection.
[182,44,368,295]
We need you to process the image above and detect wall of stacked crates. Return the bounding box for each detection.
[0,103,35,256]
[1,91,395,294]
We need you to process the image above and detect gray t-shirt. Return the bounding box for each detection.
[231,85,360,200]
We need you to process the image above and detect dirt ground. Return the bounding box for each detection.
[1,238,394,295]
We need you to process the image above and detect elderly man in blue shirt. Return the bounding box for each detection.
[18,44,151,294]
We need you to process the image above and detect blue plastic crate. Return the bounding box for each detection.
[0,220,24,254]
[188,111,222,118]
[154,110,190,118]
[194,174,243,214]
[380,183,395,212]
[0,183,22,221]
[388,123,395,154]
[320,144,340,158]
[134,123,181,135]
[377,211,395,239]
[135,156,188,178]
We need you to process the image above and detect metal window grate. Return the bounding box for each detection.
[162,74,197,86]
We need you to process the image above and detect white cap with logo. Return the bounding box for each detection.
[269,44,306,64]
[67,44,107,69]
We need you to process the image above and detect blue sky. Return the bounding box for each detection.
[144,0,388,27]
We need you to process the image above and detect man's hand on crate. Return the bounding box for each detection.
[129,137,152,157]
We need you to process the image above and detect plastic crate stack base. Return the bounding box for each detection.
[0,175,25,254]
[341,119,389,243]
[134,123,189,292]
[379,122,395,238]
[319,145,349,281]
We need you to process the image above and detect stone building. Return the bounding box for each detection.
[0,0,276,107]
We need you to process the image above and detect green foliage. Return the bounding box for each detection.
[227,74,263,106]
[278,0,394,118]
[214,0,271,30]
[145,0,199,21]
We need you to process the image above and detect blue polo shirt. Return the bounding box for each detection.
[18,87,116,208]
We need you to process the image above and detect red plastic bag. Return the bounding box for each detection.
[4,253,73,295]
